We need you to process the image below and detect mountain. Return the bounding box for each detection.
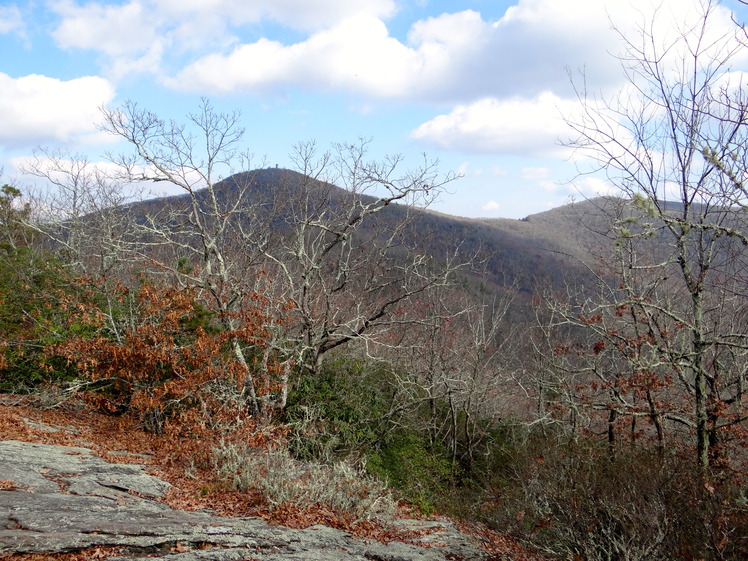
[121,167,613,295]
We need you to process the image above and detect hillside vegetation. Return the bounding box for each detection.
[7,9,748,552]
[2,161,747,560]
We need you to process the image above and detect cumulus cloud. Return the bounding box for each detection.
[408,0,742,159]
[163,5,609,101]
[0,73,115,149]
[167,11,497,99]
[46,0,742,103]
[48,0,397,78]
[482,201,501,212]
[165,14,414,96]
[51,0,161,56]
[162,3,603,100]
[411,93,578,157]
[167,0,740,101]
[498,0,740,75]
[49,0,174,79]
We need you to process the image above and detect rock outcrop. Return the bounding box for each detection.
[0,440,490,560]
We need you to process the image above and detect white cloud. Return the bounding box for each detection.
[9,151,199,206]
[518,167,559,192]
[48,0,397,79]
[163,5,606,101]
[51,0,161,56]
[0,73,115,149]
[457,162,471,176]
[521,167,550,180]
[10,153,115,175]
[45,0,743,104]
[166,14,416,96]
[167,14,424,97]
[482,201,501,212]
[155,0,397,31]
[410,0,742,161]
[0,5,23,35]
[572,176,616,198]
[498,0,740,73]
[539,180,559,192]
[163,2,611,100]
[49,0,174,79]
[456,165,506,178]
[411,93,578,157]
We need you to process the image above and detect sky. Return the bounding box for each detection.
[1,0,747,219]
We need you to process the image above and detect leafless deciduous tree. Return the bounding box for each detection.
[391,282,519,471]
[99,99,275,414]
[261,139,468,377]
[20,148,141,279]
[98,98,467,417]
[554,0,748,472]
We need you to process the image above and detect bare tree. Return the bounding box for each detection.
[560,0,748,472]
[261,139,467,377]
[99,98,466,417]
[99,98,281,416]
[20,148,140,279]
[362,276,520,476]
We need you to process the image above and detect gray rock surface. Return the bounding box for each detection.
[0,440,491,560]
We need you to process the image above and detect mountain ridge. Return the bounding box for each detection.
[125,167,612,293]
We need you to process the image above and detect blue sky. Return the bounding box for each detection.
[1,0,747,218]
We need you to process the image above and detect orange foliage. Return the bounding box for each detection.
[49,279,286,436]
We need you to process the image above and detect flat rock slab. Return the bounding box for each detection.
[0,440,489,560]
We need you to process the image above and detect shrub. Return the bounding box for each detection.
[481,432,748,561]
[50,279,278,435]
[283,357,393,462]
[0,246,83,392]
[284,356,458,514]
[367,429,454,516]
[212,441,396,521]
